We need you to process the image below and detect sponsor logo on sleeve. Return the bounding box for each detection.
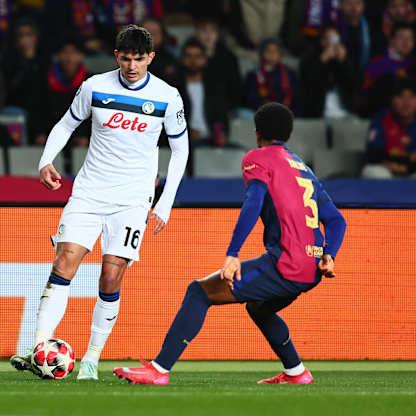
[243,163,257,171]
[176,108,185,125]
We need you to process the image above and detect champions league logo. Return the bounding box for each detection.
[142,101,155,115]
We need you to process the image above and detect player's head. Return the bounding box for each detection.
[114,25,155,82]
[254,102,294,147]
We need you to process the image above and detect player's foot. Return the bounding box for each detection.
[77,360,99,381]
[257,368,313,385]
[113,361,169,385]
[10,351,42,377]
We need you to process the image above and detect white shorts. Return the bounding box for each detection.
[53,198,150,263]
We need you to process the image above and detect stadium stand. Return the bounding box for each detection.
[0,149,5,175]
[194,147,246,178]
[313,149,364,179]
[330,117,370,151]
[71,147,88,176]
[229,118,256,149]
[8,147,64,176]
[289,119,327,166]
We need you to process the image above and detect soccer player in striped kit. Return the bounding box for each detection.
[11,25,188,380]
[114,102,347,385]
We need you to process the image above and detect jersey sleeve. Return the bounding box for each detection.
[164,88,187,138]
[241,151,270,185]
[69,79,92,122]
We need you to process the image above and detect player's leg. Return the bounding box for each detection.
[78,205,148,380]
[35,242,89,344]
[10,242,88,373]
[78,255,127,380]
[113,272,237,384]
[245,299,313,384]
[152,273,236,369]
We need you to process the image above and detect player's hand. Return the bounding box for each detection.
[39,164,62,191]
[318,254,336,278]
[220,256,241,289]
[150,212,166,234]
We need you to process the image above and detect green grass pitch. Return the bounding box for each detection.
[1,361,415,416]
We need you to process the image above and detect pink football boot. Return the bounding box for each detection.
[113,360,169,385]
[257,368,314,385]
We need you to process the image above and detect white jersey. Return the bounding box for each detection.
[39,70,188,221]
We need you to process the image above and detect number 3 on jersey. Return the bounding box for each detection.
[296,177,319,229]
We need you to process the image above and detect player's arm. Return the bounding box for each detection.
[38,80,92,190]
[152,90,189,233]
[318,186,347,278]
[221,180,268,287]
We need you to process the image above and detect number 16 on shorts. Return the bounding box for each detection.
[102,205,148,263]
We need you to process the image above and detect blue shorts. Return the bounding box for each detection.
[231,253,320,303]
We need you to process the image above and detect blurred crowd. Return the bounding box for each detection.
[1,0,416,178]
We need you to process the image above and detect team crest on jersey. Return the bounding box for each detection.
[142,101,155,115]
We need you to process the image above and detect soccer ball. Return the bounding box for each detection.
[31,339,75,379]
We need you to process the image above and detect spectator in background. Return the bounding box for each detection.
[2,18,46,144]
[43,0,164,52]
[244,38,300,114]
[193,17,241,112]
[142,17,177,82]
[337,0,371,92]
[0,0,12,51]
[174,38,230,147]
[38,37,89,146]
[360,22,415,116]
[282,0,340,55]
[0,68,14,147]
[383,0,416,39]
[362,78,416,178]
[300,25,353,117]
[238,0,287,48]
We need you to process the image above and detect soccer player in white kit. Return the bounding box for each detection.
[10,25,189,381]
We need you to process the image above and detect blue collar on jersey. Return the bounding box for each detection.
[118,71,150,91]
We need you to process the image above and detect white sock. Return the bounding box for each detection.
[82,297,120,365]
[284,362,305,376]
[152,361,169,374]
[35,282,70,346]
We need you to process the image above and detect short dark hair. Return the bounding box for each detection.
[254,102,294,142]
[390,22,415,39]
[258,37,281,59]
[181,37,206,57]
[392,77,416,97]
[115,25,153,54]
[54,35,85,54]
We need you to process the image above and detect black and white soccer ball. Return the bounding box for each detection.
[31,339,75,379]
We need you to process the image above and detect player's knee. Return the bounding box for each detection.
[99,271,122,293]
[246,302,269,323]
[185,281,212,306]
[52,253,78,279]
